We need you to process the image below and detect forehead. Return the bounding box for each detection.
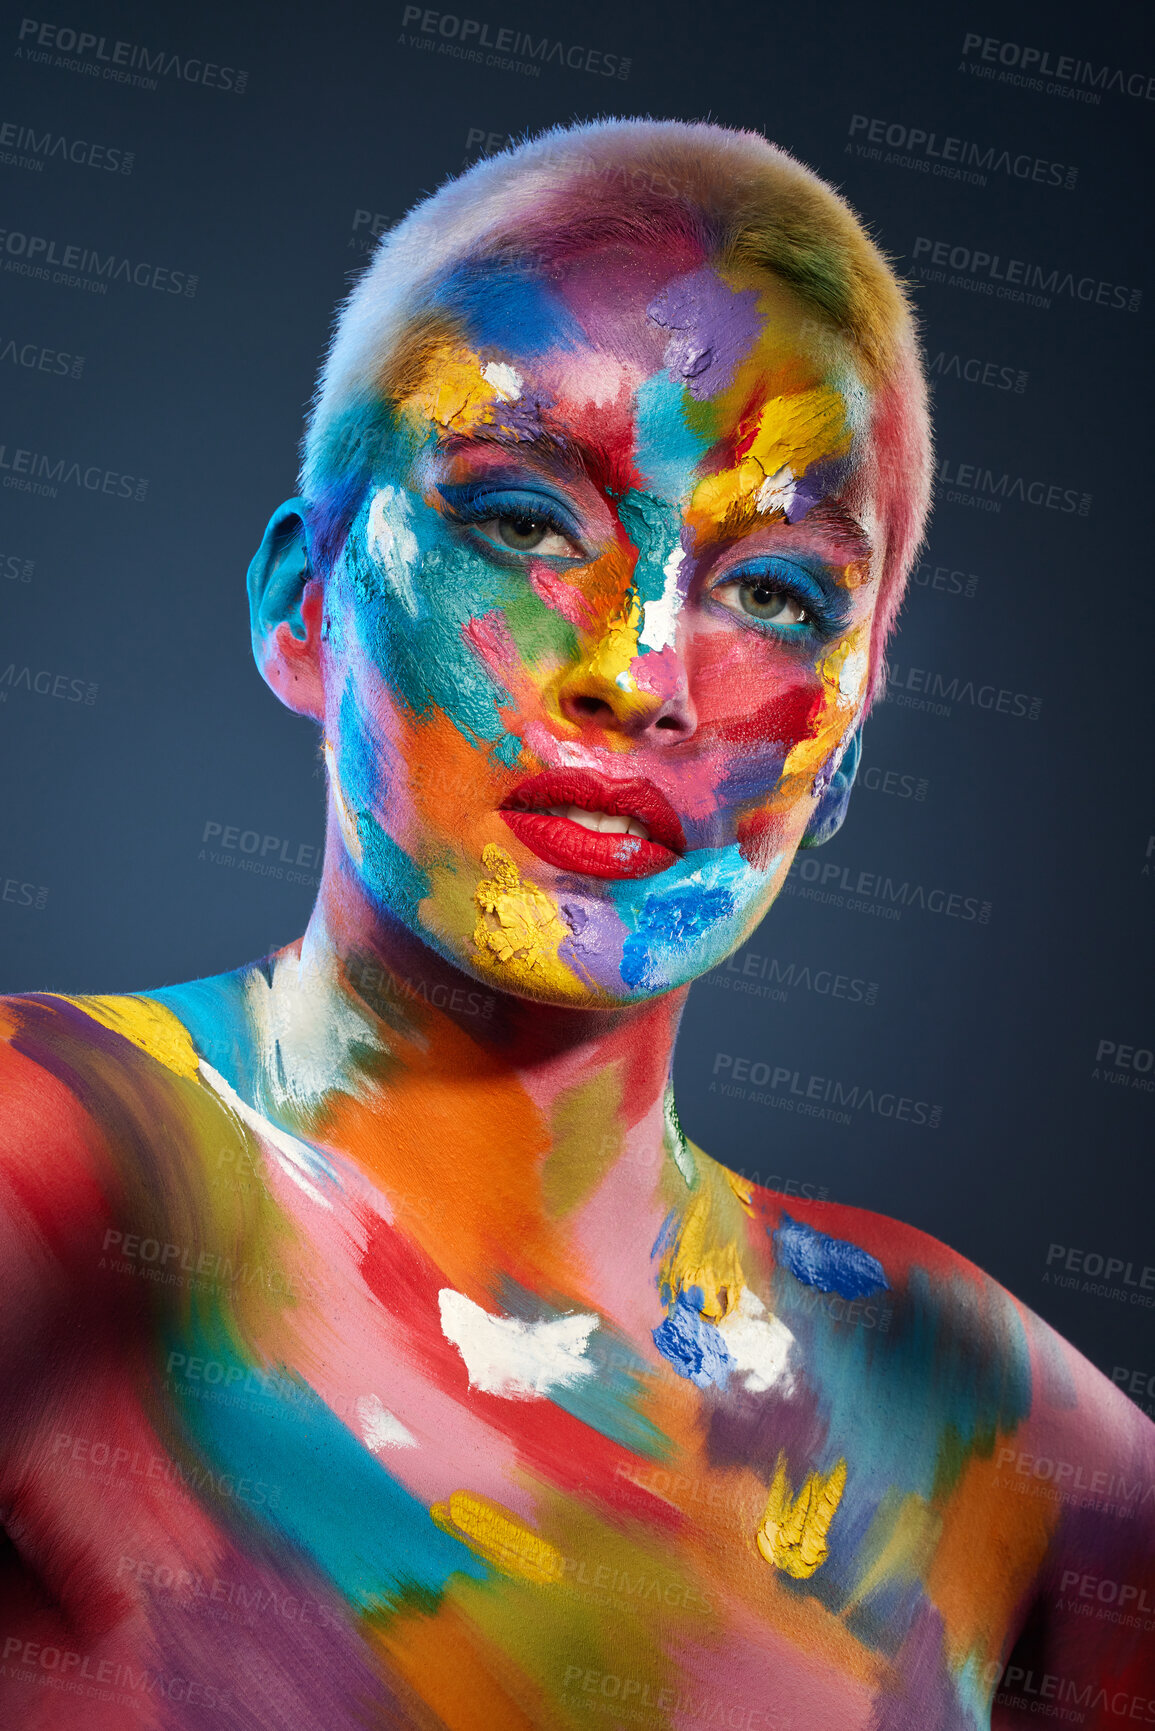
[420,245,858,412]
[392,246,870,518]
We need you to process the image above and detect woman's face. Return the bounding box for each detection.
[320,245,881,1005]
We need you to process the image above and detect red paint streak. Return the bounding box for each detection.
[528,566,599,631]
[707,683,823,750]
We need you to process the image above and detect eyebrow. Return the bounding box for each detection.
[790,498,874,562]
[435,426,635,500]
[436,430,873,562]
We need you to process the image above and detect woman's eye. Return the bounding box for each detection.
[478,514,580,557]
[723,579,808,626]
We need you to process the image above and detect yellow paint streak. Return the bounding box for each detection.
[61,994,200,1079]
[658,1162,753,1322]
[781,625,870,786]
[843,1489,941,1613]
[402,342,509,433]
[472,844,574,996]
[756,1451,847,1579]
[582,590,646,706]
[689,385,851,524]
[724,1168,755,1212]
[540,1064,624,1219]
[431,1492,564,1585]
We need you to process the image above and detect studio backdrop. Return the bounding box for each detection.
[1,0,1152,1401]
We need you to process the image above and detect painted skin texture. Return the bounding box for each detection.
[2,246,1153,1731]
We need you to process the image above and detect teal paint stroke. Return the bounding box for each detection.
[166,1318,485,1613]
[632,372,710,504]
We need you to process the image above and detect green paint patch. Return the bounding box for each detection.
[541,1064,625,1220]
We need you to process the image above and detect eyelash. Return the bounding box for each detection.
[438,486,585,554]
[437,487,845,637]
[710,562,844,639]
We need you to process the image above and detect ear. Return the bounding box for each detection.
[247,499,325,721]
[799,728,862,849]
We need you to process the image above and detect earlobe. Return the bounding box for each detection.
[247,499,325,721]
[799,728,862,849]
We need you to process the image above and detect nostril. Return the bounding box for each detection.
[654,715,682,731]
[572,695,614,721]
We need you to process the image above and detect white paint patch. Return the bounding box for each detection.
[199,1059,334,1209]
[716,1289,796,1394]
[755,464,797,518]
[367,485,420,614]
[639,546,686,653]
[838,647,869,702]
[480,360,523,401]
[356,1393,417,1451]
[439,1288,598,1400]
[324,740,363,866]
[244,948,377,1114]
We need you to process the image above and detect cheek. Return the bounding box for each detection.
[691,630,825,782]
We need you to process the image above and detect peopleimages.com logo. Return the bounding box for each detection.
[846,114,1076,191]
[0,227,197,297]
[14,18,248,93]
[959,32,1155,106]
[0,117,133,174]
[910,237,1141,314]
[935,457,1090,519]
[0,441,147,500]
[398,7,630,78]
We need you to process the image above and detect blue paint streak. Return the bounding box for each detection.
[773,1213,889,1301]
[620,879,735,990]
[652,1289,734,1391]
[617,488,683,620]
[357,809,433,926]
[433,260,584,356]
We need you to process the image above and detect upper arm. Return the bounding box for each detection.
[0,1005,116,1406]
[993,1347,1155,1727]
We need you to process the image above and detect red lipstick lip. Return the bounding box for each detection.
[499,769,687,881]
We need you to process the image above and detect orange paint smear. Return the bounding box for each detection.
[371,1601,545,1731]
[925,1444,1057,1673]
[318,1017,580,1304]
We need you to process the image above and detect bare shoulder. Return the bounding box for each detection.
[0,989,245,1352]
[728,1168,1155,1462]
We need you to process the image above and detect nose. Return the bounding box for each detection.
[556,616,698,745]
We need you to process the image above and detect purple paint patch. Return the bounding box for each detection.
[867,1603,969,1730]
[707,1373,828,1475]
[146,1536,399,1731]
[556,893,626,990]
[646,269,762,402]
[787,456,852,523]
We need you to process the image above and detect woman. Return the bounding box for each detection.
[1,119,1151,1729]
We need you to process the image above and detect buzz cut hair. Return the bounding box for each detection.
[301,117,932,686]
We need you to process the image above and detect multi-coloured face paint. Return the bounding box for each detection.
[318,247,876,1005]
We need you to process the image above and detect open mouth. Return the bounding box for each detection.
[500,770,686,880]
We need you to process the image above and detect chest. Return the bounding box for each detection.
[142,1216,1021,1731]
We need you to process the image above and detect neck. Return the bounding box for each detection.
[246,846,692,1296]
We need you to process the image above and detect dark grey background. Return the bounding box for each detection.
[1,0,1151,1394]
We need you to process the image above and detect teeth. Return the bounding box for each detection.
[542,804,651,842]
